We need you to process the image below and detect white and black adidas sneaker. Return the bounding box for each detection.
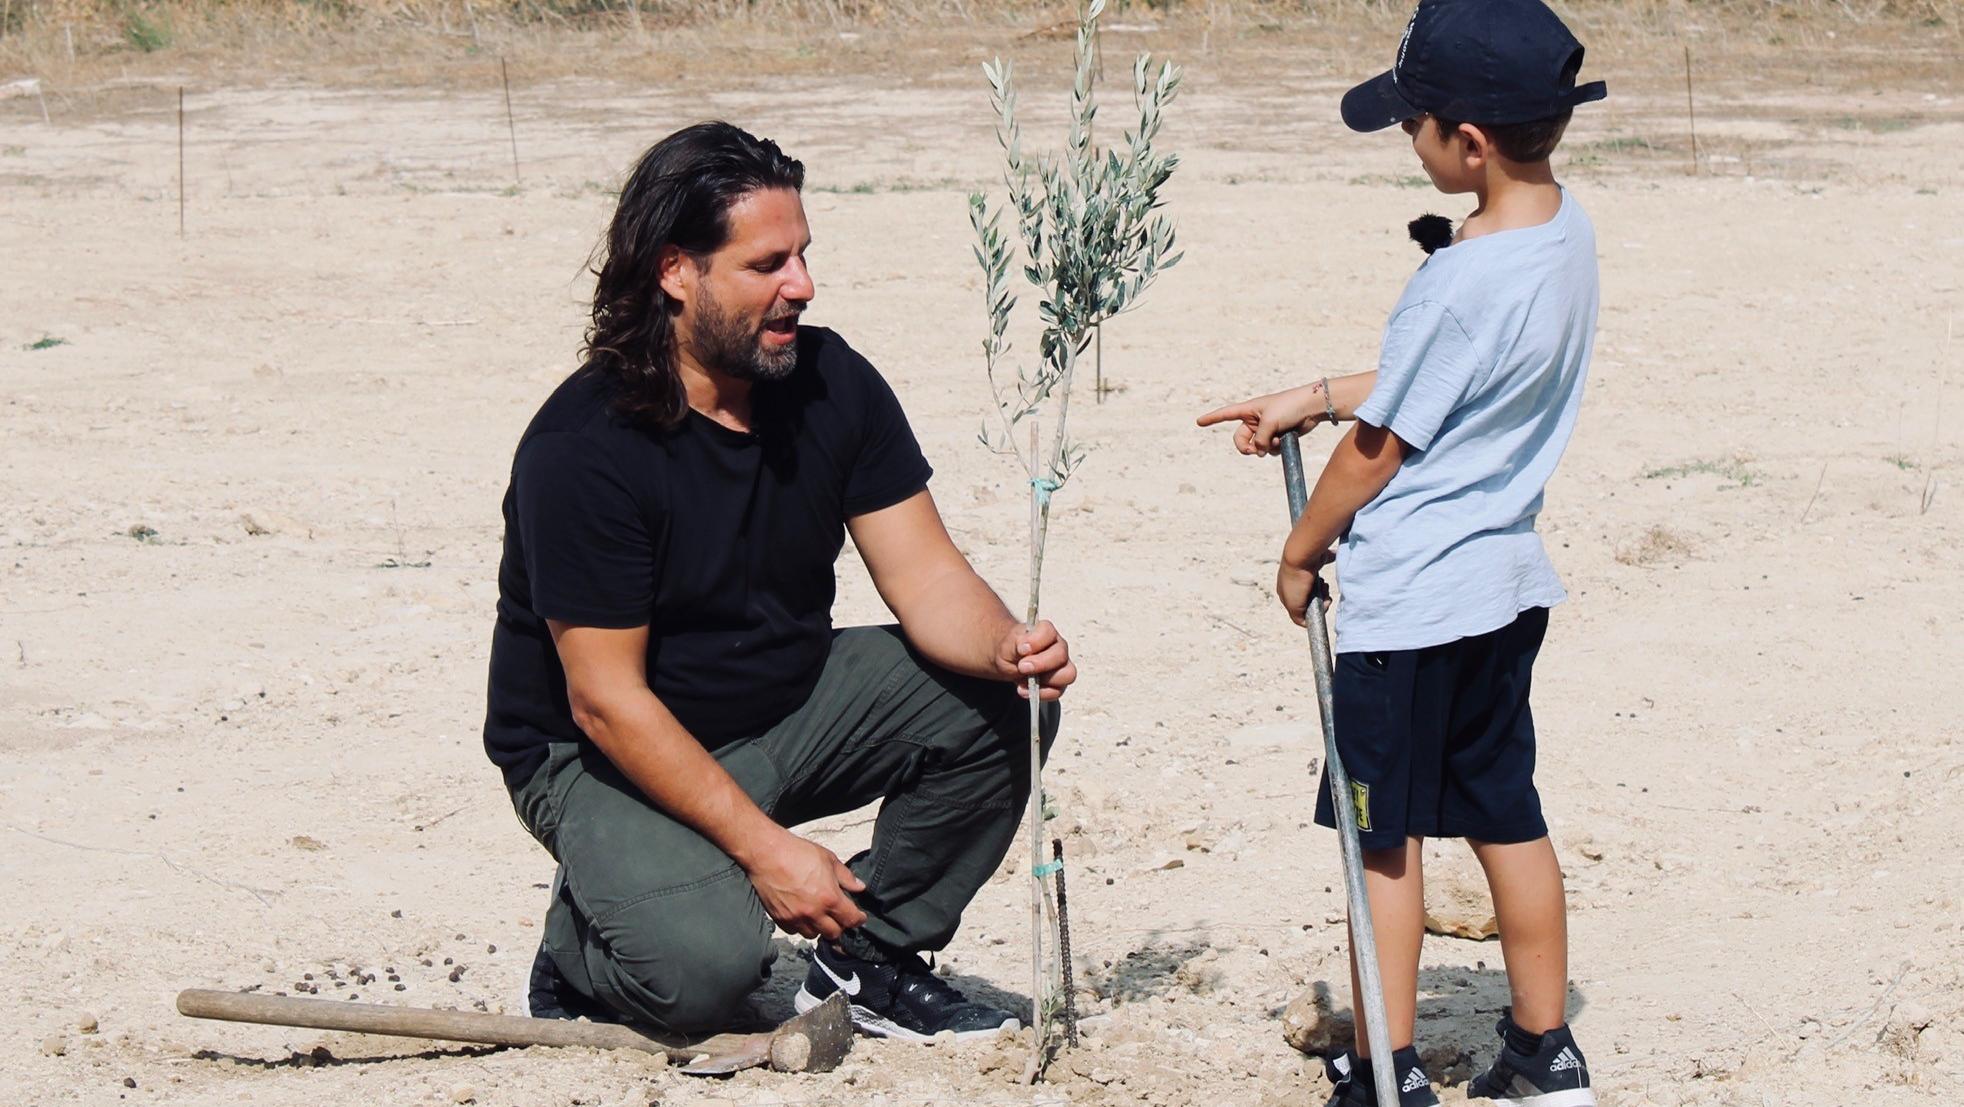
[1466,1016,1597,1107]
[794,940,1020,1043]
[1322,1045,1440,1107]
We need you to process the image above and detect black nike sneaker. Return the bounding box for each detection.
[1322,1045,1440,1107]
[794,940,1020,1042]
[1466,1014,1596,1107]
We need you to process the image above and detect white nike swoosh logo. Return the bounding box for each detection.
[817,957,861,996]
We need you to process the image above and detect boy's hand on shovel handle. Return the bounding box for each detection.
[1277,549,1333,627]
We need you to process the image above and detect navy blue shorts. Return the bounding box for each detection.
[1312,606,1551,851]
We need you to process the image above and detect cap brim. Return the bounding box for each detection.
[1341,69,1419,133]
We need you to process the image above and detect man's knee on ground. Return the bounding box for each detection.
[597,899,773,1034]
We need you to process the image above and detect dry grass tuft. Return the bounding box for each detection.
[1615,524,1694,567]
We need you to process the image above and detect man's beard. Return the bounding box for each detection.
[690,284,799,383]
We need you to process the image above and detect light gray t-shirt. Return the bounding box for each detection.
[1335,187,1598,654]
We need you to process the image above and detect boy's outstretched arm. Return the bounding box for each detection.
[1277,421,1408,626]
[1196,371,1378,457]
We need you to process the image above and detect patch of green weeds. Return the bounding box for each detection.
[123,7,173,52]
[393,180,509,196]
[1831,115,1916,134]
[1885,454,1916,471]
[1581,135,1657,155]
[1642,457,1760,488]
[2,146,25,158]
[26,335,67,351]
[811,177,966,195]
[1348,173,1430,189]
[127,524,160,543]
[558,180,620,200]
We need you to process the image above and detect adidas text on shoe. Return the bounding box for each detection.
[1321,1046,1439,1107]
[794,941,1019,1043]
[1468,1018,1596,1107]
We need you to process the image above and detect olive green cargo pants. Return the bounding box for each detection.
[507,625,1058,1034]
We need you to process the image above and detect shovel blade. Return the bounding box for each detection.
[677,1040,770,1076]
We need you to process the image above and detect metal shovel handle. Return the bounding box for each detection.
[1279,431,1400,1107]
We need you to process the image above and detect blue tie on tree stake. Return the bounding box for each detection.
[1279,431,1400,1107]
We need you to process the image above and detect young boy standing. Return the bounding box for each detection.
[1199,1,1608,1104]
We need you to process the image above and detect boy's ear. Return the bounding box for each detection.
[1458,122,1490,166]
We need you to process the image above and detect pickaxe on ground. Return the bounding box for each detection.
[175,986,853,1076]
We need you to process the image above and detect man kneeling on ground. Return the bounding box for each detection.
[482,122,1072,1042]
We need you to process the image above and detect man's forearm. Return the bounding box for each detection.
[571,691,785,868]
[891,565,1021,681]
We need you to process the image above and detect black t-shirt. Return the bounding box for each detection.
[482,327,933,787]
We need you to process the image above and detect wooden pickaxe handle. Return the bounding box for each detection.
[175,988,852,1074]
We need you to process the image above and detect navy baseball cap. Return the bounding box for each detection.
[1341,0,1608,132]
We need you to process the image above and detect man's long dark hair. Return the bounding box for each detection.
[583,122,805,430]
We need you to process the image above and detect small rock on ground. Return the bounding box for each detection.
[1282,985,1353,1056]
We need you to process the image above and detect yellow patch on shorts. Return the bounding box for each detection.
[1351,780,1372,832]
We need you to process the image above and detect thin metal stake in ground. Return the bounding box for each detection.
[1052,838,1078,1046]
[1683,44,1699,175]
[500,57,521,188]
[177,87,185,237]
[1278,431,1398,1107]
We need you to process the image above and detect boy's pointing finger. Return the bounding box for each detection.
[1195,402,1254,427]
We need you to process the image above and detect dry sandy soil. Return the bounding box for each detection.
[3,17,1961,1107]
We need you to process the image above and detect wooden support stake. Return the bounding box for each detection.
[1094,324,1105,404]
[500,57,520,188]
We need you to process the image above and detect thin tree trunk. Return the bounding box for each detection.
[1020,337,1080,1083]
[1022,418,1045,1083]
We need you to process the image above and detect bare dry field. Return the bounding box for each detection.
[3,13,1961,1107]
